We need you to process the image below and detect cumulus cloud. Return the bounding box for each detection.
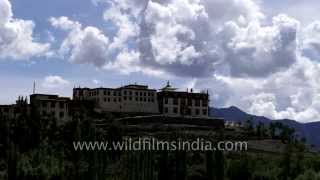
[92,79,100,85]
[50,0,320,122]
[50,16,142,74]
[302,21,320,60]
[50,17,110,67]
[54,0,281,77]
[220,14,299,77]
[193,55,320,122]
[0,0,50,60]
[42,76,70,89]
[136,0,299,78]
[103,0,141,52]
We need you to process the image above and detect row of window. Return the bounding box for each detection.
[164,107,208,115]
[164,98,208,107]
[41,101,66,109]
[0,108,26,115]
[0,108,10,113]
[87,90,155,97]
[101,97,155,103]
[41,110,65,118]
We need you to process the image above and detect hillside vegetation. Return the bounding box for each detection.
[0,113,319,180]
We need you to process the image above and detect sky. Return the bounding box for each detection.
[1,0,320,122]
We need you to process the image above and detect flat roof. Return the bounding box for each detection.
[30,94,70,100]
[74,85,157,91]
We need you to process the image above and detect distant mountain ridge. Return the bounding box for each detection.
[210,106,320,149]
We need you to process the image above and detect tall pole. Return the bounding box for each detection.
[33,81,36,94]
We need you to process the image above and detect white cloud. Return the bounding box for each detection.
[92,79,100,85]
[136,0,299,78]
[50,17,110,67]
[0,0,50,60]
[50,16,142,73]
[219,14,299,77]
[194,55,320,122]
[302,21,320,60]
[103,49,141,74]
[103,1,140,51]
[50,16,81,31]
[42,76,70,89]
[48,0,320,122]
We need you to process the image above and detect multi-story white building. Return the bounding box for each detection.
[157,82,209,117]
[1,83,210,123]
[73,82,209,117]
[30,94,70,123]
[73,84,159,114]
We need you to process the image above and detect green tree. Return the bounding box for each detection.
[244,118,254,135]
[295,170,320,180]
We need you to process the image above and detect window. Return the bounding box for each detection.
[124,90,127,95]
[202,100,208,107]
[51,102,56,108]
[42,111,46,116]
[136,97,138,101]
[59,102,64,109]
[203,109,207,115]
[180,108,184,114]
[108,98,110,102]
[173,98,178,105]
[108,91,111,95]
[114,98,117,102]
[140,92,143,96]
[59,112,65,118]
[104,98,107,102]
[195,99,200,107]
[187,108,191,115]
[165,98,168,104]
[124,96,127,101]
[188,99,192,106]
[129,97,132,101]
[118,92,121,96]
[104,90,107,95]
[144,98,146,102]
[118,98,121,102]
[135,92,138,96]
[164,107,169,113]
[113,91,117,96]
[181,98,186,106]
[140,97,143,101]
[173,107,178,114]
[144,92,147,96]
[42,102,47,107]
[129,91,132,95]
[195,109,200,115]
